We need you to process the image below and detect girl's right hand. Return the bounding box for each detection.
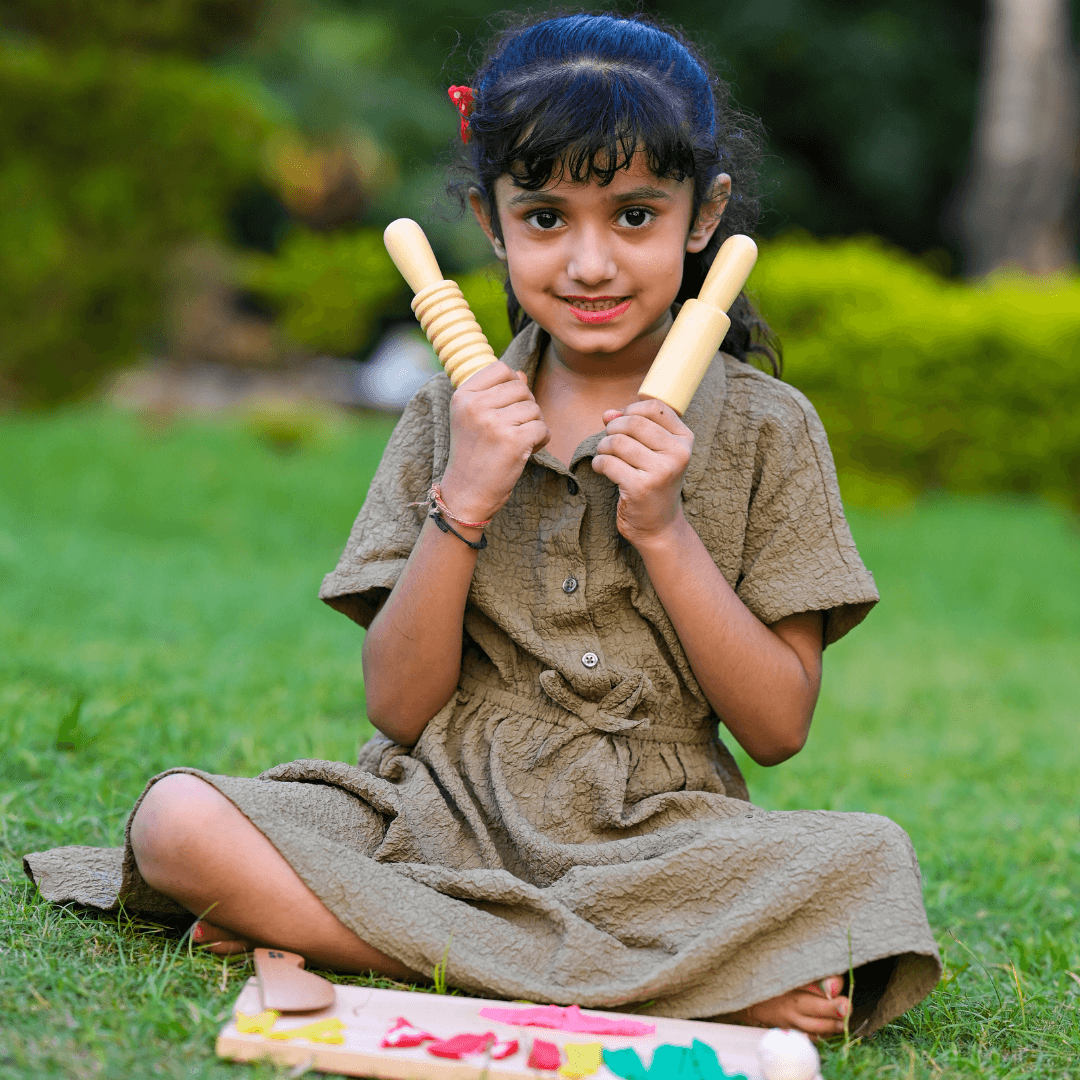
[439,363,550,523]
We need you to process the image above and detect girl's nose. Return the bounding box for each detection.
[566,228,617,286]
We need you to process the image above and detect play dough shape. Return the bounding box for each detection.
[217,982,818,1079]
[427,1033,518,1060]
[235,1010,279,1035]
[478,1004,656,1036]
[528,1039,563,1070]
[267,1017,346,1044]
[604,1039,745,1080]
[558,1043,603,1079]
[756,1029,820,1080]
[382,1017,435,1048]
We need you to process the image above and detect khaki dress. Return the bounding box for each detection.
[25,325,941,1034]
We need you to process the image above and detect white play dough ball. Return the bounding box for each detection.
[757,1028,820,1080]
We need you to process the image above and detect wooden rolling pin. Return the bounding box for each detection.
[383,219,757,413]
[637,234,758,415]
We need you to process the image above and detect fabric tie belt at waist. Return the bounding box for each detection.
[456,672,715,751]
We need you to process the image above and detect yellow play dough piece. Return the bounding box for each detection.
[559,1042,604,1079]
[267,1016,346,1044]
[235,1009,280,1034]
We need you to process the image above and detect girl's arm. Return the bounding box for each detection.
[362,363,549,745]
[593,400,822,766]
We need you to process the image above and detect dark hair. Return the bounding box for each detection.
[449,11,780,376]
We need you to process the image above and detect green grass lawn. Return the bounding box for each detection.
[1,406,1077,1079]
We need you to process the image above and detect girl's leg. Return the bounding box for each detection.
[128,773,420,979]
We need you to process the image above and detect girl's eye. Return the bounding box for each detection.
[617,207,655,228]
[526,210,562,230]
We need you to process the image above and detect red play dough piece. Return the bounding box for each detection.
[382,1017,436,1048]
[428,1033,498,1059]
[528,1039,563,1070]
[425,1032,519,1060]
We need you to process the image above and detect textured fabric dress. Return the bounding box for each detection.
[25,324,941,1034]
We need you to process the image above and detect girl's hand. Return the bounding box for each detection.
[440,363,550,523]
[592,399,693,548]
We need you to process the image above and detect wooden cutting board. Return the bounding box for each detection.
[216,980,818,1080]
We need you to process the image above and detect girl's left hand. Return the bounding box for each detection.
[592,399,693,548]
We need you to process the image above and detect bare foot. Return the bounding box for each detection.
[724,975,850,1039]
[191,919,254,956]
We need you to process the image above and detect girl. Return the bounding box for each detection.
[26,12,941,1038]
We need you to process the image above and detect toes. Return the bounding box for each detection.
[795,1014,847,1039]
[204,939,252,956]
[780,992,850,1038]
[803,974,844,999]
[191,920,252,955]
[796,991,850,1019]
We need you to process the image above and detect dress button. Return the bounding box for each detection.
[562,576,578,594]
[567,477,579,495]
[581,651,599,669]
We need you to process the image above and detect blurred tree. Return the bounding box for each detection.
[302,0,1079,267]
[0,0,266,56]
[221,3,487,264]
[0,1,274,403]
[953,0,1079,274]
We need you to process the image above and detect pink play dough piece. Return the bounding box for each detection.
[427,1033,519,1060]
[382,1017,436,1048]
[478,1004,656,1037]
[528,1039,563,1070]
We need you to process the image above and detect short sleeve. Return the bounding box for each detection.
[734,384,879,646]
[318,375,452,627]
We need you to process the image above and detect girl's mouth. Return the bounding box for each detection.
[564,297,631,324]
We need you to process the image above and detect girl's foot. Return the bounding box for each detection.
[191,919,253,956]
[724,975,850,1038]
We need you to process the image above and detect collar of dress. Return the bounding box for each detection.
[499,319,728,498]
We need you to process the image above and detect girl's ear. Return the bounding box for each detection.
[686,173,731,254]
[469,188,507,261]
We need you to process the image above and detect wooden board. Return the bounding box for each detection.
[216,981,814,1079]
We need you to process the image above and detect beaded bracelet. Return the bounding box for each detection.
[430,508,487,550]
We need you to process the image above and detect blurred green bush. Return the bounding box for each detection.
[0,40,270,404]
[458,267,513,357]
[752,236,1080,507]
[243,228,401,355]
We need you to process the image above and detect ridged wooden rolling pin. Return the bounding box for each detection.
[637,233,758,415]
[384,218,757,413]
[384,218,498,388]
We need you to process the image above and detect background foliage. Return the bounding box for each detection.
[751,238,1080,508]
[0,4,273,403]
[2,0,1078,413]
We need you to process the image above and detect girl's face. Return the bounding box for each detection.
[473,155,728,371]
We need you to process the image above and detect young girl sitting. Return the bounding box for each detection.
[25,12,940,1038]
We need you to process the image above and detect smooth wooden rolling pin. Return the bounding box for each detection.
[383,219,757,412]
[384,218,498,389]
[637,233,758,415]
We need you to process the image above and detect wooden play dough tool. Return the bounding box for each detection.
[384,218,499,388]
[253,947,336,1013]
[637,234,758,415]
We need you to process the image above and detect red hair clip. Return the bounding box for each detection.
[448,86,475,144]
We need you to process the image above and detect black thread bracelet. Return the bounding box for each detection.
[430,508,487,550]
